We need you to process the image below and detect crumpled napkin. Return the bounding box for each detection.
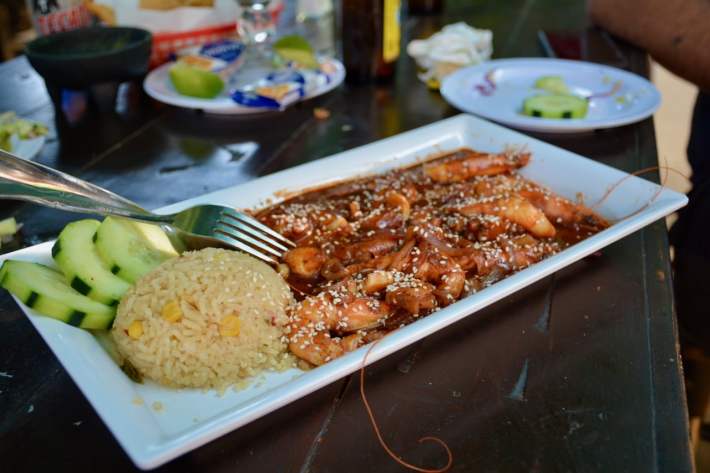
[407,22,493,88]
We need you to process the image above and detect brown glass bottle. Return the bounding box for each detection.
[342,0,401,83]
[408,0,443,15]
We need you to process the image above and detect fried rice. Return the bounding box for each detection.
[111,248,295,390]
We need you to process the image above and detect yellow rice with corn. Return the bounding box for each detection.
[111,248,296,390]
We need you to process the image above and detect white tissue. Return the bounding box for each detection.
[407,22,493,85]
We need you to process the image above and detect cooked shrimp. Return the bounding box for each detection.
[452,196,556,238]
[321,257,350,281]
[506,235,550,268]
[405,246,466,306]
[412,223,477,272]
[322,237,415,280]
[262,213,313,242]
[321,213,351,233]
[519,188,609,230]
[466,214,524,242]
[283,246,325,279]
[269,209,350,245]
[363,270,395,293]
[385,190,411,219]
[359,208,405,231]
[415,222,551,276]
[410,208,443,228]
[386,284,437,315]
[423,150,530,183]
[398,182,420,202]
[467,234,556,276]
[255,146,609,367]
[471,174,609,231]
[332,233,401,264]
[361,269,438,315]
[387,239,416,271]
[286,277,392,366]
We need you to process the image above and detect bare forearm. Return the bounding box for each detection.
[589,0,710,89]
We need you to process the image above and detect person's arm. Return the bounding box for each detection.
[589,0,710,90]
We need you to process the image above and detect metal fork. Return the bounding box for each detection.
[0,149,294,265]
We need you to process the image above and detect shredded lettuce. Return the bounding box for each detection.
[0,112,48,152]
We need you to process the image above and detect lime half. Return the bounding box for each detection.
[273,35,318,69]
[169,63,224,99]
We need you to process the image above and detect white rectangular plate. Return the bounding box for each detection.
[0,114,687,469]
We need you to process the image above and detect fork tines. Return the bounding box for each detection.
[214,209,295,266]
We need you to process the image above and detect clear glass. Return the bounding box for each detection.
[296,0,335,57]
[232,0,278,88]
[237,0,276,46]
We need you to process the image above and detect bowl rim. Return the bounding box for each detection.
[25,26,152,61]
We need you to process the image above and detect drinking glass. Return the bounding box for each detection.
[231,0,278,88]
[237,0,276,46]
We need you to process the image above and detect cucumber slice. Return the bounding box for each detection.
[534,75,570,95]
[132,221,177,256]
[523,94,588,119]
[52,219,131,306]
[0,260,115,329]
[95,217,176,283]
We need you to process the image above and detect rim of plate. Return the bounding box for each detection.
[143,58,346,115]
[440,57,661,133]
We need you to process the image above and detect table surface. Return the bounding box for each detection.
[0,1,693,472]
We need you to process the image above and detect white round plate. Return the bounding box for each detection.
[440,58,661,133]
[10,134,46,160]
[143,58,345,114]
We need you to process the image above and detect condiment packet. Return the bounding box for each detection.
[174,39,245,79]
[407,22,493,88]
[231,67,333,110]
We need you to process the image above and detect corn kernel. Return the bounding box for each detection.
[162,300,182,323]
[128,320,143,339]
[219,315,241,337]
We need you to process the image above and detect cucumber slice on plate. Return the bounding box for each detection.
[95,217,176,284]
[52,219,131,306]
[0,260,115,329]
[523,94,588,119]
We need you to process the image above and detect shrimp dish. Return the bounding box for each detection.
[256,148,609,366]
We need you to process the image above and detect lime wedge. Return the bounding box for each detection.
[169,63,224,99]
[273,35,318,69]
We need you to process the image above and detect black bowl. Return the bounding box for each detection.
[25,27,152,89]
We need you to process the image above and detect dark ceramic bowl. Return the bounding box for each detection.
[25,27,152,89]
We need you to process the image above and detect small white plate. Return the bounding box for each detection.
[0,114,686,469]
[143,58,345,114]
[10,134,46,160]
[440,58,661,133]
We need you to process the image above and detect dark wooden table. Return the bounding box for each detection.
[0,1,694,472]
